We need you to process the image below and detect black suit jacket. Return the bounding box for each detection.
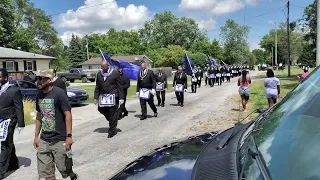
[0,86,25,127]
[155,72,168,89]
[52,77,67,93]
[119,74,130,95]
[136,69,156,92]
[173,71,187,89]
[94,70,124,100]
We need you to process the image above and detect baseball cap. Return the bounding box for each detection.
[36,69,54,79]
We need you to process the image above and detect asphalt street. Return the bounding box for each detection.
[7,72,257,180]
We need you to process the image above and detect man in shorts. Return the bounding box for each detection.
[33,70,78,180]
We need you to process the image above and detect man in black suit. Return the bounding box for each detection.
[155,68,167,107]
[118,68,130,118]
[52,69,67,93]
[191,66,199,93]
[136,63,158,120]
[197,66,203,88]
[0,68,25,179]
[94,61,124,138]
[173,66,187,107]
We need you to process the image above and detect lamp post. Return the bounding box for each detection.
[274,22,278,68]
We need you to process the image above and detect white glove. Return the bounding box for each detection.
[184,89,187,92]
[18,127,24,134]
[151,89,156,95]
[119,99,124,105]
[136,92,139,97]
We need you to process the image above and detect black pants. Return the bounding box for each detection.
[197,78,202,87]
[98,99,119,133]
[140,95,157,118]
[209,78,215,87]
[221,76,225,82]
[205,77,208,85]
[118,91,128,117]
[226,76,231,82]
[0,123,19,179]
[216,77,222,85]
[191,82,197,93]
[175,92,184,104]
[156,91,165,105]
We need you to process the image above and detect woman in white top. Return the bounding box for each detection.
[264,69,280,108]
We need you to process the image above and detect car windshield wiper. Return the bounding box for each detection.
[247,136,272,180]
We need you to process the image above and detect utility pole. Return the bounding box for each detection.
[86,38,89,60]
[286,0,291,77]
[272,47,274,67]
[274,22,278,68]
[317,0,320,66]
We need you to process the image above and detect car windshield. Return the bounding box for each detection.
[244,66,320,180]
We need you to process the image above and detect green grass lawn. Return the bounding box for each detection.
[78,85,174,104]
[249,78,298,110]
[257,66,314,78]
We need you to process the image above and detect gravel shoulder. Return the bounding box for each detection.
[8,72,256,180]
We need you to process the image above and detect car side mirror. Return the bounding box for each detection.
[257,108,267,114]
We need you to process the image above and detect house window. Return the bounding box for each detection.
[26,61,33,71]
[89,65,92,69]
[6,61,14,72]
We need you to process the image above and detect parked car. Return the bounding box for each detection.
[57,68,96,83]
[10,79,89,105]
[110,67,320,180]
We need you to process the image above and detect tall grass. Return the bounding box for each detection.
[23,99,37,125]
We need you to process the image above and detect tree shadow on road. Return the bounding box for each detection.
[134,115,154,119]
[231,108,241,112]
[4,157,31,179]
[170,104,180,106]
[94,128,122,133]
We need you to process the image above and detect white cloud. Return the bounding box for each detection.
[197,18,217,31]
[56,0,151,45]
[179,0,256,15]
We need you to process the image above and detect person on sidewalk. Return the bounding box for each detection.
[191,67,198,93]
[216,66,222,86]
[298,68,310,81]
[0,68,25,179]
[237,70,251,111]
[52,68,67,94]
[136,63,158,120]
[173,66,187,107]
[226,66,231,82]
[155,68,167,107]
[94,61,124,138]
[118,68,130,118]
[208,66,216,87]
[264,69,280,108]
[33,69,78,180]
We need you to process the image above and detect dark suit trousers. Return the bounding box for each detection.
[175,92,184,104]
[209,78,215,87]
[197,78,202,87]
[191,82,197,93]
[205,77,208,85]
[98,99,119,132]
[0,123,19,179]
[156,91,165,105]
[140,95,157,117]
[118,90,128,116]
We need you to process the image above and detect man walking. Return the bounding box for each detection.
[0,69,25,179]
[191,67,198,93]
[52,68,67,93]
[136,63,158,120]
[208,66,216,87]
[94,61,124,138]
[173,66,187,107]
[118,68,130,118]
[33,69,78,180]
[155,68,167,107]
[197,67,203,88]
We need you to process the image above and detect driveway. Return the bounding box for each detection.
[8,72,257,180]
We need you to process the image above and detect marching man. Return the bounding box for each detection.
[136,63,158,120]
[173,66,187,107]
[155,68,167,107]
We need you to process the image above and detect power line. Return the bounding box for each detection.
[290,4,306,9]
[49,0,118,17]
[251,6,285,18]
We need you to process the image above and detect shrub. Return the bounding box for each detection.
[23,99,36,125]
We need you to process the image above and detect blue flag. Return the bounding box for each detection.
[207,55,216,66]
[184,53,194,75]
[101,53,120,70]
[118,60,140,80]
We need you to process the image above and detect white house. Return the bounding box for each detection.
[0,47,55,71]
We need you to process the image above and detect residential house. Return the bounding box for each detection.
[0,47,56,79]
[82,55,154,70]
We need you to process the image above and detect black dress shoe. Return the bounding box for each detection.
[108,131,117,138]
[154,112,158,117]
[161,104,164,107]
[180,104,184,107]
[140,116,147,120]
[123,112,128,116]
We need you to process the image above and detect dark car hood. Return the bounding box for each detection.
[110,132,219,180]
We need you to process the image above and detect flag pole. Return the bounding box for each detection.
[185,52,193,74]
[99,49,107,61]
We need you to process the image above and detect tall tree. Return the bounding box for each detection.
[252,49,268,64]
[0,0,16,46]
[68,34,86,67]
[220,19,250,64]
[139,11,207,50]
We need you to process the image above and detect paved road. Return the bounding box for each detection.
[7,72,257,180]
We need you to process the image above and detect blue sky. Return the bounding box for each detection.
[31,0,314,50]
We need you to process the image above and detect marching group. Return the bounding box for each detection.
[0,61,252,180]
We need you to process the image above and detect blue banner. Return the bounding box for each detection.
[207,55,216,66]
[184,53,194,75]
[101,52,140,80]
